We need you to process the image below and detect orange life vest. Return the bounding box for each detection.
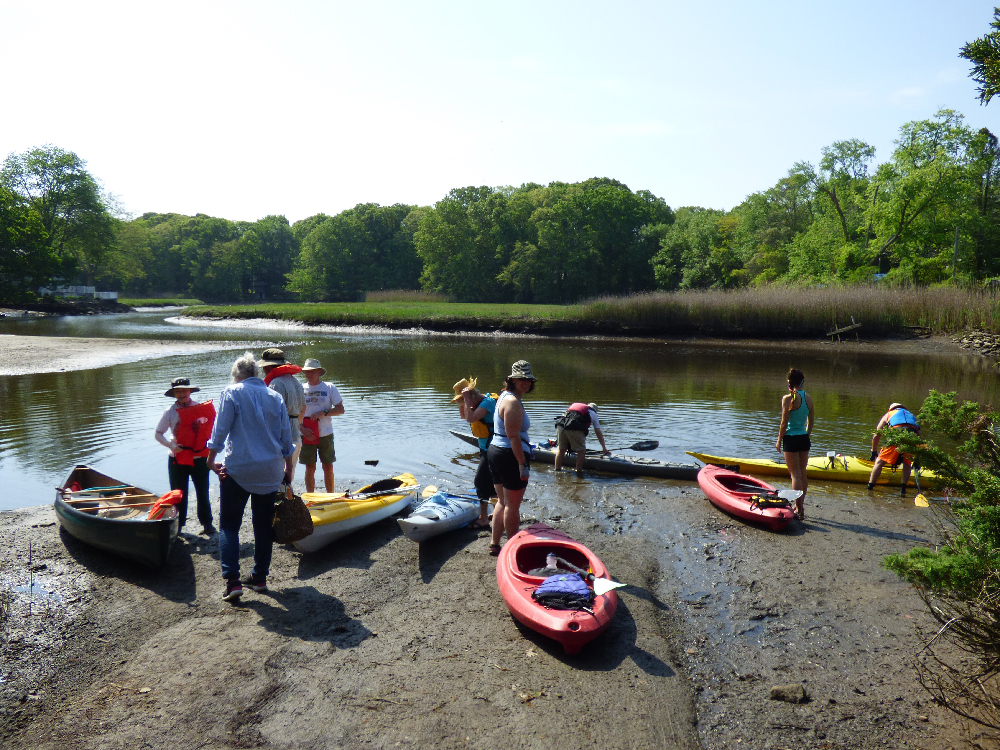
[264,364,302,385]
[175,400,216,466]
[147,489,184,520]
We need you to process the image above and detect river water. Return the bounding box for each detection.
[0,311,995,512]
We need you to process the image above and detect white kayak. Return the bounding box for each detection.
[397,490,481,543]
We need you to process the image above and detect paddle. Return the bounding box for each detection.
[913,467,928,507]
[729,483,803,503]
[75,501,157,511]
[304,485,421,506]
[59,485,135,495]
[65,493,157,503]
[588,440,658,453]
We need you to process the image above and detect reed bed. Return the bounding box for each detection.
[575,287,1000,336]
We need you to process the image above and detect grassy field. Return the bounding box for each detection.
[121,298,204,307]
[182,286,1000,337]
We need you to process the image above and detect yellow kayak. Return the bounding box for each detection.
[294,473,418,552]
[686,452,942,489]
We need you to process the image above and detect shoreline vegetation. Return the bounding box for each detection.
[181,286,1000,338]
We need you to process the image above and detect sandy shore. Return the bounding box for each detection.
[0,335,238,376]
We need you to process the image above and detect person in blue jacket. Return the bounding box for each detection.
[867,403,921,494]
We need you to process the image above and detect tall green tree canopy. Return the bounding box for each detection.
[960,7,1000,105]
[0,145,116,285]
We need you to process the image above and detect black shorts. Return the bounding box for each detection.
[782,433,811,453]
[487,444,530,491]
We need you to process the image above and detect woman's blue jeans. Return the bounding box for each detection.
[218,474,275,581]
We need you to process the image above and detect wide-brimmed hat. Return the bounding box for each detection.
[165,377,201,397]
[302,358,327,376]
[450,376,478,403]
[508,360,536,381]
[889,402,905,411]
[587,402,598,411]
[261,347,288,368]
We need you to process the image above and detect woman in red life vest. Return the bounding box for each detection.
[154,377,217,535]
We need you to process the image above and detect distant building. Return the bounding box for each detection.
[38,285,118,300]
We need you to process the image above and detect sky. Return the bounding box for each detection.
[0,1,995,223]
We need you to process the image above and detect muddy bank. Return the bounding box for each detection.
[0,335,242,376]
[0,479,993,749]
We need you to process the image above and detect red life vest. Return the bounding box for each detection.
[264,364,302,385]
[302,416,320,446]
[175,400,216,466]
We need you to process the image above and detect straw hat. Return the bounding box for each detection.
[450,376,478,403]
[587,402,598,411]
[302,358,327,376]
[165,377,201,397]
[889,402,905,411]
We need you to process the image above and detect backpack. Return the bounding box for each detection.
[554,410,589,432]
[532,573,595,610]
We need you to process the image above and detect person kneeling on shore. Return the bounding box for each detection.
[867,402,920,495]
[554,402,609,472]
[206,352,294,602]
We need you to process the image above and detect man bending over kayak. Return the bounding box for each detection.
[867,402,920,495]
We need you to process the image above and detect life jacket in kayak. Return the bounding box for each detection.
[263,364,302,385]
[470,393,498,441]
[887,408,919,432]
[555,403,592,433]
[532,573,595,610]
[302,416,320,446]
[175,400,216,466]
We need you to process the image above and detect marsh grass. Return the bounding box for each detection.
[363,290,450,303]
[183,286,1000,336]
[576,286,1000,336]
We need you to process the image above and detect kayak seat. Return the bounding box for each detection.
[514,544,590,579]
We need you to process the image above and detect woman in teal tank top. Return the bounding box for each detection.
[776,368,814,521]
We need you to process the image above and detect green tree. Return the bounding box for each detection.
[0,145,116,285]
[0,186,58,301]
[960,7,1000,105]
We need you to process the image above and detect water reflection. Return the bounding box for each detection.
[1,313,996,511]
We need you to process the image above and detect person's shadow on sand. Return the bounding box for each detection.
[237,585,372,647]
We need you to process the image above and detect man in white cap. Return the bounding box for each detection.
[260,348,306,483]
[553,402,609,472]
[867,402,921,494]
[300,358,344,493]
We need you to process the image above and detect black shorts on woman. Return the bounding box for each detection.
[487,444,531,491]
[782,433,811,453]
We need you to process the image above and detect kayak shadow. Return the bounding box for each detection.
[57,526,198,604]
[239,585,372,647]
[507,596,675,677]
[417,528,484,584]
[293,517,404,581]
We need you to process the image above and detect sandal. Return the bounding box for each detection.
[488,543,502,556]
[470,519,490,530]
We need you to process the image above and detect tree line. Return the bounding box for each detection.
[2,108,997,305]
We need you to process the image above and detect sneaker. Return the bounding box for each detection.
[866,483,875,491]
[241,574,267,592]
[900,486,907,497]
[223,579,243,602]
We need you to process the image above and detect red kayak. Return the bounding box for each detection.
[496,523,619,655]
[697,464,796,530]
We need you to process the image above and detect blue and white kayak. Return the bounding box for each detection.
[397,490,481,543]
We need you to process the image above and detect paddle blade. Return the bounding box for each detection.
[593,578,626,596]
[776,489,804,502]
[630,440,658,451]
[422,485,439,497]
[914,494,929,507]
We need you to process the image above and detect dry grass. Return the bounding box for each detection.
[576,286,1000,336]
